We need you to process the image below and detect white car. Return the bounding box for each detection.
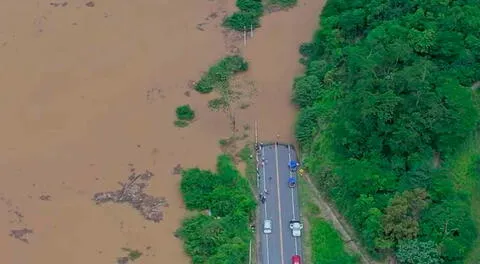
[264,219,272,234]
[289,220,303,237]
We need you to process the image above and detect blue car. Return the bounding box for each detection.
[288,160,299,172]
[288,177,296,188]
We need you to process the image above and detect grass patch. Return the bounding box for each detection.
[208,98,228,111]
[218,137,234,147]
[176,105,195,121]
[311,219,358,264]
[174,120,189,128]
[237,144,257,187]
[297,174,316,263]
[121,248,142,261]
[296,164,358,264]
[194,56,248,94]
[239,102,250,109]
[453,132,480,263]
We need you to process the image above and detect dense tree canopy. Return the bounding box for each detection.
[177,155,256,264]
[295,0,480,262]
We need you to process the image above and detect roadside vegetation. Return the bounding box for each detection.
[237,144,257,187]
[297,171,360,263]
[294,0,480,263]
[176,154,256,264]
[311,219,358,263]
[174,104,195,127]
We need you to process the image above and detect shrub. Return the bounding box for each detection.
[194,56,249,94]
[223,12,261,31]
[174,120,189,128]
[177,155,256,263]
[176,105,195,121]
[208,98,228,111]
[236,0,264,16]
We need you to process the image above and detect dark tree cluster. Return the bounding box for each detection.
[176,155,256,264]
[294,0,480,263]
[223,0,264,31]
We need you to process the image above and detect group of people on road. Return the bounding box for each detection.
[256,142,268,204]
[255,137,283,204]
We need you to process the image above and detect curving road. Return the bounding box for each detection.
[258,143,302,264]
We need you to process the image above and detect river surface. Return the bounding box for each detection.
[0,0,324,263]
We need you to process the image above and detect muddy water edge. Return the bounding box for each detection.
[0,0,324,263]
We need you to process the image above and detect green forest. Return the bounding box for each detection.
[293,0,480,263]
[176,155,256,264]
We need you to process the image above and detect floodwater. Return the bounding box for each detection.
[0,0,324,263]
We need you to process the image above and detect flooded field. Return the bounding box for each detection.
[0,0,324,263]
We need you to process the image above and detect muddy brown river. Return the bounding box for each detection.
[0,0,324,263]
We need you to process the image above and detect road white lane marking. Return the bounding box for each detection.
[266,234,271,264]
[262,147,267,194]
[294,237,298,255]
[288,145,300,256]
[291,188,296,219]
[288,146,296,219]
[288,145,291,161]
[261,147,271,264]
[275,143,285,264]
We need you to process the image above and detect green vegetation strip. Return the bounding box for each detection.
[176,155,256,264]
[267,0,297,8]
[195,56,248,94]
[237,144,257,187]
[223,0,297,31]
[293,0,480,263]
[311,219,357,264]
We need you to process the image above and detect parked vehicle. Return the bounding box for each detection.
[292,255,301,264]
[288,177,296,188]
[289,220,303,237]
[264,219,272,234]
[288,160,299,172]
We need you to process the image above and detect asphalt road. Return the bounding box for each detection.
[259,143,302,264]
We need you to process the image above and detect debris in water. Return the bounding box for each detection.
[117,257,129,264]
[172,164,182,175]
[39,195,51,201]
[50,2,68,7]
[10,228,33,243]
[85,1,95,7]
[93,169,167,222]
